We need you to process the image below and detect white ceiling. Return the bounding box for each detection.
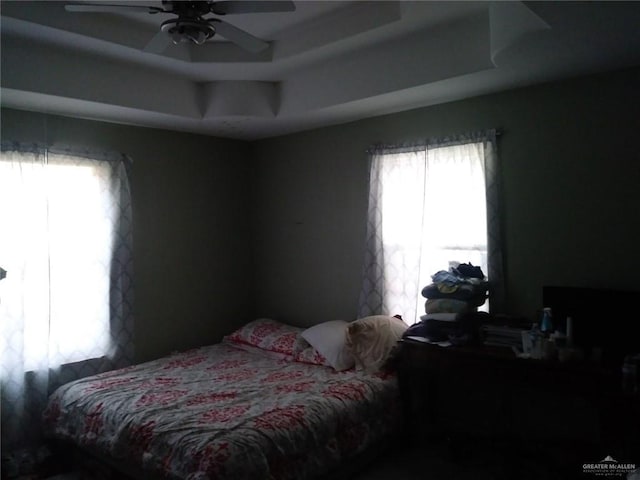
[2,1,640,140]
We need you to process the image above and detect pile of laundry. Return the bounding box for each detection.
[421,263,489,316]
[402,263,489,344]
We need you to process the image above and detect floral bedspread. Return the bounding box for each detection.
[43,343,400,480]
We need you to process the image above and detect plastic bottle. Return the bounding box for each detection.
[541,307,553,335]
[566,316,574,347]
[530,322,543,359]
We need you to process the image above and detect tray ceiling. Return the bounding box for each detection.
[2,1,640,139]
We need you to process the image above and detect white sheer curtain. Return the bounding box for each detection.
[0,143,134,452]
[358,131,504,325]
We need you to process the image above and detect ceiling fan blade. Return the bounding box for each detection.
[212,19,269,53]
[143,30,171,54]
[65,3,166,14]
[211,1,295,15]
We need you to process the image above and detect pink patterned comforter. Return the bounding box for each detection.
[44,343,400,480]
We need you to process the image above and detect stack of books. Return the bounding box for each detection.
[481,325,526,348]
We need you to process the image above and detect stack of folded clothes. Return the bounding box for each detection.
[421,263,489,316]
[412,263,489,343]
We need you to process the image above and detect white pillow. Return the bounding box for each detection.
[301,320,355,371]
[346,315,408,372]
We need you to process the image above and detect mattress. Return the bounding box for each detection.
[43,342,401,479]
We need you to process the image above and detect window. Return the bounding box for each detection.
[358,131,503,324]
[0,144,134,449]
[0,147,133,368]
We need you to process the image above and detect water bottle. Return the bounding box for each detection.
[541,307,553,335]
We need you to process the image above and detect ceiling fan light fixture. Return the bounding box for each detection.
[160,18,215,45]
[64,0,296,52]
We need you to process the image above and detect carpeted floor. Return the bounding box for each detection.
[350,436,607,480]
[36,436,636,480]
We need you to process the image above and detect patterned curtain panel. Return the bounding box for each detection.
[357,130,504,324]
[0,143,134,451]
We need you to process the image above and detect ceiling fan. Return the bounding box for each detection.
[64,1,296,54]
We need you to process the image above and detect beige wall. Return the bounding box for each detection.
[1,110,254,362]
[251,67,640,324]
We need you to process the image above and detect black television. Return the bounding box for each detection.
[542,286,640,370]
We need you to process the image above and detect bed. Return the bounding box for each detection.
[43,317,406,479]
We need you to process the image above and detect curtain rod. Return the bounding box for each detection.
[366,128,503,154]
